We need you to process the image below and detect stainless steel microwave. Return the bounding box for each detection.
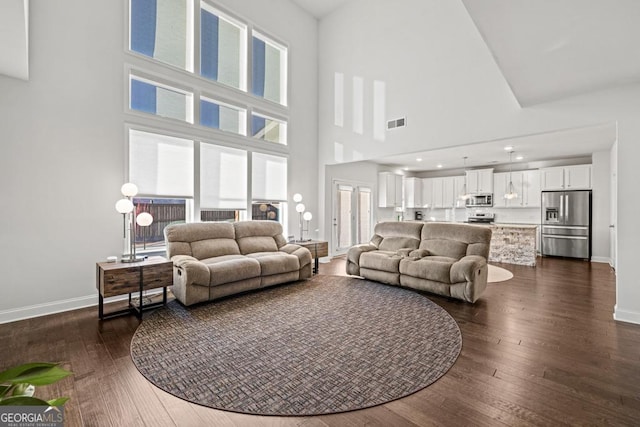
[465,194,493,207]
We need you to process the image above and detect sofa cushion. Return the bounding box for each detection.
[201,255,261,286]
[370,222,423,250]
[237,236,279,255]
[234,221,288,248]
[399,256,458,284]
[165,222,237,259]
[360,251,402,273]
[420,223,492,259]
[192,238,241,260]
[379,237,421,252]
[247,252,300,276]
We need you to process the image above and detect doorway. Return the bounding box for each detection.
[332,181,373,255]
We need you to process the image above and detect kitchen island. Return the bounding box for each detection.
[484,223,538,267]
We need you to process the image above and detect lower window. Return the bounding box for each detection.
[133,198,187,250]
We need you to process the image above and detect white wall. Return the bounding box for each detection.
[318,0,640,324]
[0,0,318,322]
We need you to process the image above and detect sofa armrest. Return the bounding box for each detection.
[171,255,210,286]
[450,255,487,283]
[279,244,312,267]
[347,244,377,265]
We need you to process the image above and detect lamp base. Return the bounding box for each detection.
[121,256,146,263]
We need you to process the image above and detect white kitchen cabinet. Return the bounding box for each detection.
[493,170,541,207]
[432,178,445,208]
[453,175,466,207]
[493,172,509,208]
[565,164,591,189]
[522,169,541,207]
[378,172,403,208]
[540,165,591,190]
[466,168,494,194]
[421,178,434,208]
[403,177,422,208]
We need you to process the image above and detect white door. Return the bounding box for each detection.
[333,182,373,255]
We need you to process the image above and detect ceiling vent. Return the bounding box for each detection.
[387,117,406,130]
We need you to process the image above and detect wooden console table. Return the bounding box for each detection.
[295,240,328,274]
[96,256,173,320]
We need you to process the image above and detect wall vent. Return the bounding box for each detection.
[387,117,406,130]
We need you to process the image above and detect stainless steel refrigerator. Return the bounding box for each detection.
[541,190,592,259]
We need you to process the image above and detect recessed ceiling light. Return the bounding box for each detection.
[437,164,443,168]
[516,155,524,160]
[504,145,514,151]
[403,167,409,171]
[416,158,423,162]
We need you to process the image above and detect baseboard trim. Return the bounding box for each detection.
[591,256,611,264]
[0,290,164,325]
[613,305,640,325]
[0,295,98,324]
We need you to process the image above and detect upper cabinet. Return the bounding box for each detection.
[540,165,591,190]
[378,172,403,208]
[403,177,422,208]
[466,168,494,194]
[493,169,541,208]
[425,176,465,209]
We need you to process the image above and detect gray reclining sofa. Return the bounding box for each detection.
[347,222,492,303]
[165,221,312,306]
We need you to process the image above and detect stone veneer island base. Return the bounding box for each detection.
[485,224,538,267]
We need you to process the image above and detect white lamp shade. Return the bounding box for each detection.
[121,182,139,197]
[293,193,303,202]
[115,198,134,214]
[295,203,306,213]
[136,212,153,227]
[303,211,313,221]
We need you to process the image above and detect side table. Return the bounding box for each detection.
[96,256,173,320]
[294,240,328,274]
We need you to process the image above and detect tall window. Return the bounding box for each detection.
[252,152,288,223]
[200,96,246,135]
[130,73,194,123]
[200,143,248,221]
[251,112,287,145]
[200,3,247,90]
[130,0,193,71]
[252,32,288,106]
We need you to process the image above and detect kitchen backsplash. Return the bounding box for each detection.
[396,207,542,224]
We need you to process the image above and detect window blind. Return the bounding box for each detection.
[252,153,287,201]
[201,5,245,90]
[130,0,188,70]
[129,129,194,198]
[252,33,287,105]
[200,144,247,209]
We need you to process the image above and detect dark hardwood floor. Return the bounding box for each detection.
[2,257,639,426]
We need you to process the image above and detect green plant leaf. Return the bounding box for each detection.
[10,366,72,386]
[47,397,69,407]
[0,395,51,406]
[0,385,11,398]
[0,363,59,383]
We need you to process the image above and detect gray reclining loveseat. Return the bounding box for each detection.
[346,222,492,303]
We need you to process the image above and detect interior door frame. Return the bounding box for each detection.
[331,179,374,256]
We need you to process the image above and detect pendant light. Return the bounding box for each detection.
[504,151,518,200]
[459,156,471,200]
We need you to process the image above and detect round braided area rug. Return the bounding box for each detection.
[130,275,462,416]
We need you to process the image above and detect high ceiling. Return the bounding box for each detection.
[290,0,351,18]
[461,0,640,107]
